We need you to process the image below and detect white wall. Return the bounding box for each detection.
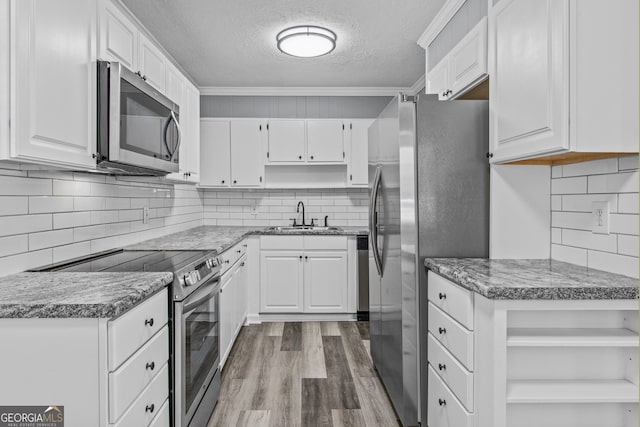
[550,156,639,278]
[202,188,368,227]
[0,163,203,276]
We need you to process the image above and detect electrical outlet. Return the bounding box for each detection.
[143,207,150,224]
[592,201,609,234]
[251,202,257,215]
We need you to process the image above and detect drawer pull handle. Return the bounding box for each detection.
[145,404,155,413]
[438,327,446,334]
[438,363,446,371]
[144,318,154,327]
[438,399,446,406]
[438,293,446,300]
[146,361,155,371]
[225,260,230,264]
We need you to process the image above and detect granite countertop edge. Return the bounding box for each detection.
[0,273,174,319]
[425,258,639,301]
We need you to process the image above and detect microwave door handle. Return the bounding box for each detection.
[163,111,181,161]
[170,111,181,162]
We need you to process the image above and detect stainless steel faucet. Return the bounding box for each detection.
[296,201,305,227]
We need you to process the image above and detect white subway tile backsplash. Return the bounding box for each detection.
[29,196,73,214]
[53,180,91,196]
[0,235,28,257]
[0,249,52,275]
[74,197,106,211]
[53,242,91,264]
[551,244,588,266]
[618,155,639,171]
[561,158,618,177]
[561,229,617,253]
[551,156,639,278]
[561,194,618,213]
[610,214,639,236]
[29,229,74,251]
[0,196,29,216]
[551,176,587,194]
[618,235,639,257]
[587,250,639,279]
[74,225,107,242]
[53,212,92,229]
[0,214,51,237]
[588,171,639,194]
[551,165,562,178]
[618,194,639,214]
[0,176,51,196]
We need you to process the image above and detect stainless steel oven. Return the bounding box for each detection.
[173,274,221,427]
[97,60,181,175]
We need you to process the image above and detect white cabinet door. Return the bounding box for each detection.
[426,57,450,100]
[260,251,303,313]
[347,120,372,187]
[98,0,137,70]
[138,32,165,92]
[304,251,348,313]
[10,0,97,169]
[235,256,248,330]
[230,120,265,187]
[489,0,568,162]
[267,120,305,162]
[219,269,236,367]
[448,17,487,97]
[306,120,344,162]
[1,0,8,154]
[183,83,200,183]
[200,120,230,187]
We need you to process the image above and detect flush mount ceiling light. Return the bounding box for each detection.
[276,25,337,58]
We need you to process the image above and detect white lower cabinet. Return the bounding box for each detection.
[426,271,639,427]
[219,250,248,368]
[259,236,353,315]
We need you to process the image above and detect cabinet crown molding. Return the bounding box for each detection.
[417,0,468,48]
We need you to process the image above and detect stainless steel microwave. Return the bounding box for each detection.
[97,61,180,175]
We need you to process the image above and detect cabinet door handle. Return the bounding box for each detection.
[486,152,494,159]
[221,180,225,184]
[236,250,241,254]
[298,155,302,159]
[299,255,303,260]
[310,155,314,160]
[144,318,154,327]
[438,327,446,334]
[304,255,308,260]
[146,361,155,371]
[438,399,446,406]
[438,293,446,300]
[233,180,237,184]
[438,363,446,371]
[240,262,245,267]
[145,404,155,413]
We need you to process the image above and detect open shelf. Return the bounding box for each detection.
[507,379,639,404]
[507,328,639,347]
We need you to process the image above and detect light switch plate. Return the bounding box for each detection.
[592,201,609,234]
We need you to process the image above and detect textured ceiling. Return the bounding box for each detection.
[121,0,445,88]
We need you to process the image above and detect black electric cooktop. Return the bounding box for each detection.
[33,249,210,273]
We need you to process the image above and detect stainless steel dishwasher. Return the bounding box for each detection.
[357,234,369,320]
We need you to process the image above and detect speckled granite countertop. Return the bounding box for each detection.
[0,272,173,319]
[425,258,639,300]
[126,225,369,253]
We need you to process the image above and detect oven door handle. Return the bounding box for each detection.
[182,278,220,313]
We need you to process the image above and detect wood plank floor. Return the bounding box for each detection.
[207,321,400,427]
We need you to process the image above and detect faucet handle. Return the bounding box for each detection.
[289,218,297,226]
[310,218,318,226]
[324,215,329,227]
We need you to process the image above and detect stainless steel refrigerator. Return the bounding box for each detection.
[368,94,489,426]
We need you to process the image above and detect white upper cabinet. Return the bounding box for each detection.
[98,0,137,70]
[183,82,200,182]
[267,120,306,162]
[489,0,639,163]
[138,32,165,92]
[448,17,487,96]
[489,0,568,162]
[306,120,345,163]
[164,62,184,105]
[230,120,265,187]
[346,119,372,187]
[426,58,450,100]
[1,0,9,153]
[7,0,97,169]
[200,120,230,187]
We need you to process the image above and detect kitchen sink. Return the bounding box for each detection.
[266,226,343,232]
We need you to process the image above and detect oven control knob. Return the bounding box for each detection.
[206,258,213,268]
[184,273,194,286]
[195,270,201,281]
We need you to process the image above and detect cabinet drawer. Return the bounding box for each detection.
[428,333,474,411]
[261,235,304,250]
[109,327,169,422]
[108,289,168,371]
[428,365,474,427]
[428,271,474,330]
[428,302,474,370]
[112,362,168,427]
[303,235,347,250]
[220,239,247,272]
[148,399,169,427]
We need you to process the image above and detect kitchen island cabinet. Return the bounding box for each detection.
[0,274,173,427]
[423,258,639,427]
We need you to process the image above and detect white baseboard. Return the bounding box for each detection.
[245,313,357,324]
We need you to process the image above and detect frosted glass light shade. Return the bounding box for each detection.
[276,26,337,58]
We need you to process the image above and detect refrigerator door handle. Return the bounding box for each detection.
[369,166,383,276]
